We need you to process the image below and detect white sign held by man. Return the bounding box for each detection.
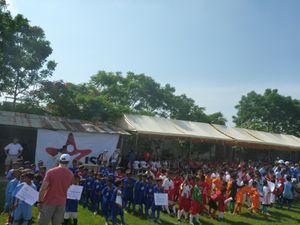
[67,185,84,200]
[15,184,39,206]
[154,193,168,206]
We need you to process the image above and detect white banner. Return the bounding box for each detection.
[35,129,119,169]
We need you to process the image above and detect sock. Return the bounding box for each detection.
[73,218,78,225]
[177,210,182,219]
[63,219,69,225]
[173,206,176,214]
[165,206,170,214]
[189,214,194,224]
[196,214,199,222]
[184,212,188,219]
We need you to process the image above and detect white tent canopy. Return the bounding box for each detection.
[120,114,232,141]
[246,130,300,149]
[212,125,263,144]
[120,114,300,151]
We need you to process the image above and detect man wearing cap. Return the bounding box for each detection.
[37,154,74,225]
[4,138,23,173]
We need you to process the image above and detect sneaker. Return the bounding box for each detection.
[156,219,162,224]
[93,211,97,215]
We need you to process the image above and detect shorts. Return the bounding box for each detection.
[209,199,217,210]
[5,155,18,166]
[64,212,78,219]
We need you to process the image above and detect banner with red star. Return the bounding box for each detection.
[35,129,119,169]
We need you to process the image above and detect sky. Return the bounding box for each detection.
[6,0,300,125]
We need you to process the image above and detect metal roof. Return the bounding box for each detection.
[0,111,129,135]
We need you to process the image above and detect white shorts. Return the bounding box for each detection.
[64,212,78,219]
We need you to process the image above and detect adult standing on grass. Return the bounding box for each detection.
[37,154,74,225]
[4,138,23,173]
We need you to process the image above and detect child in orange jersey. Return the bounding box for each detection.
[205,171,212,202]
[233,180,249,215]
[249,181,260,213]
[212,174,222,192]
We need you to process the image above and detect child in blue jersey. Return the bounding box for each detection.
[111,179,125,225]
[69,159,79,174]
[152,178,164,223]
[145,176,155,219]
[4,169,20,213]
[133,173,143,214]
[11,172,36,225]
[123,170,135,212]
[102,177,114,225]
[82,170,94,208]
[33,174,43,191]
[138,174,148,217]
[64,175,80,225]
[92,173,103,215]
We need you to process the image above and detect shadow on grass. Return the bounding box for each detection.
[240,210,300,224]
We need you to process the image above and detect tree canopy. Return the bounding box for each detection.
[233,89,300,136]
[25,71,226,124]
[0,0,56,108]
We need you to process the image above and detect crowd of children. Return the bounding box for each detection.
[3,157,300,225]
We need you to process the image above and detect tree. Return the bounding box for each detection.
[0,0,56,108]
[233,89,300,136]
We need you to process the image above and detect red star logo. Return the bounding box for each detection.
[46,133,92,161]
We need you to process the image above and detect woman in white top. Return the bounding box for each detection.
[262,180,271,215]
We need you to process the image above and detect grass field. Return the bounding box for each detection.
[1,180,300,225]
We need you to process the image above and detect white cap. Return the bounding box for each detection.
[60,154,71,163]
[285,161,290,165]
[278,160,284,164]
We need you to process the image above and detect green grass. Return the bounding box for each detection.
[1,180,300,225]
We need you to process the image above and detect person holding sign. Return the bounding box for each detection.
[11,172,36,225]
[152,178,164,224]
[38,154,74,225]
[111,179,125,225]
[63,175,81,225]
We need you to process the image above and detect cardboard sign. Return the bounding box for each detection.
[15,184,39,206]
[67,185,83,200]
[154,193,168,206]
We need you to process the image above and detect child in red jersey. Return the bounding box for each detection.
[177,178,191,222]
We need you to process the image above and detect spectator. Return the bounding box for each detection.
[4,138,23,173]
[38,154,74,225]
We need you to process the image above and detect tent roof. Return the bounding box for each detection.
[212,125,263,144]
[120,114,300,151]
[121,114,232,141]
[246,129,300,149]
[0,111,129,135]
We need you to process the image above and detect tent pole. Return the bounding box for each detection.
[120,135,124,152]
[135,133,139,153]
